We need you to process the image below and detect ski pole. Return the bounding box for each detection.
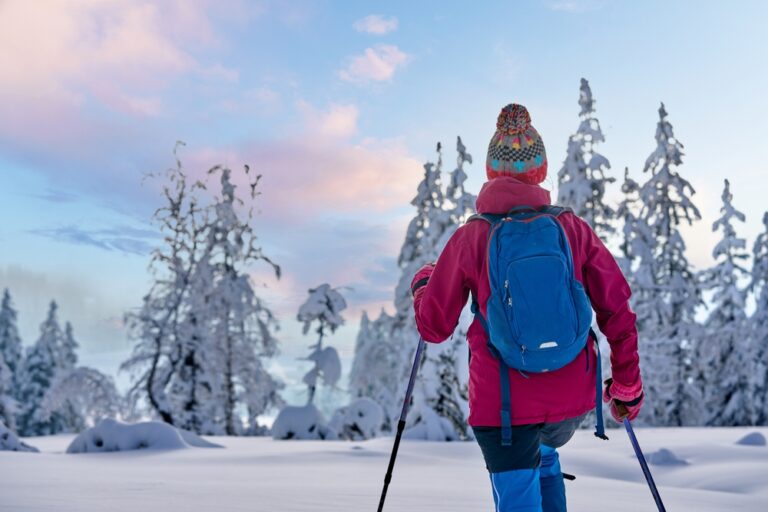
[618,406,667,512]
[377,336,426,512]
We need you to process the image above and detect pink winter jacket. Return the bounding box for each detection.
[413,177,641,426]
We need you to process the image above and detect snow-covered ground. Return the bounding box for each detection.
[1,427,767,511]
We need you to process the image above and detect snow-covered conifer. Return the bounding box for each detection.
[348,310,400,430]
[16,301,68,435]
[0,357,16,430]
[694,180,751,426]
[749,212,768,425]
[207,167,282,434]
[634,103,703,426]
[557,78,615,239]
[0,289,23,394]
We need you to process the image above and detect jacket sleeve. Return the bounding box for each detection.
[572,217,642,392]
[414,229,471,343]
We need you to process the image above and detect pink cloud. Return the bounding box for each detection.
[338,45,410,84]
[0,0,241,151]
[353,15,399,35]
[297,101,360,139]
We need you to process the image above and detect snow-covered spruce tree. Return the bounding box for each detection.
[0,356,16,430]
[0,289,23,396]
[16,301,68,435]
[203,166,283,435]
[694,180,751,426]
[750,212,768,425]
[348,309,400,430]
[0,289,21,430]
[408,137,476,440]
[557,78,615,240]
[350,144,448,433]
[634,103,703,426]
[272,285,345,440]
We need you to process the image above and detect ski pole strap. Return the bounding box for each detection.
[592,328,608,440]
[499,358,513,446]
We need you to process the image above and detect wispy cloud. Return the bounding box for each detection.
[353,15,399,35]
[30,189,79,203]
[338,45,409,84]
[29,225,161,256]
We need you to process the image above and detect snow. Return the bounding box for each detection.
[0,419,38,452]
[66,418,222,453]
[645,447,688,466]
[329,398,383,440]
[736,432,766,446]
[2,427,768,511]
[271,404,336,440]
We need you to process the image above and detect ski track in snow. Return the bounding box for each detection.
[1,427,767,511]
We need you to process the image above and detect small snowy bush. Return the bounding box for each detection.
[271,405,337,440]
[66,418,222,453]
[329,398,383,440]
[0,419,38,453]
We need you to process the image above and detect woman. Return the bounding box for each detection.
[411,104,644,512]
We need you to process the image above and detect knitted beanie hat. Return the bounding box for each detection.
[486,103,548,185]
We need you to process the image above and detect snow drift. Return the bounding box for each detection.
[329,398,383,440]
[736,432,766,446]
[271,404,336,440]
[0,419,38,452]
[66,418,222,453]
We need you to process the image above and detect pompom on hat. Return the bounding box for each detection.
[486,103,548,185]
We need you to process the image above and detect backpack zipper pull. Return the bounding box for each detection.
[521,345,527,365]
[504,280,512,306]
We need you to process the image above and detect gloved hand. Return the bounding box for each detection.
[603,377,644,422]
[410,263,435,302]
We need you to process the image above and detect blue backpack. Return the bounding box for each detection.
[469,205,606,445]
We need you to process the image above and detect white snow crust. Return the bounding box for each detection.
[3,426,768,511]
[66,418,221,453]
[271,404,336,440]
[0,419,38,452]
[329,398,383,440]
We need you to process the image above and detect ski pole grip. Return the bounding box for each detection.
[616,402,630,419]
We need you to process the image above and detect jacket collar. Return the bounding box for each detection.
[475,177,551,214]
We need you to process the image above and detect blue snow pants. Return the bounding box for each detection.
[472,415,585,512]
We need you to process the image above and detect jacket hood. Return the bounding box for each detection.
[475,177,552,214]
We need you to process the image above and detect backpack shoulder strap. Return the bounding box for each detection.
[466,213,504,225]
[540,205,573,217]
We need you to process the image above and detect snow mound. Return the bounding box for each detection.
[272,404,337,440]
[329,398,383,440]
[645,448,688,466]
[0,420,39,453]
[178,429,224,448]
[67,419,221,453]
[736,432,766,447]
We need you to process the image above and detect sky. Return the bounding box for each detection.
[1,0,766,401]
